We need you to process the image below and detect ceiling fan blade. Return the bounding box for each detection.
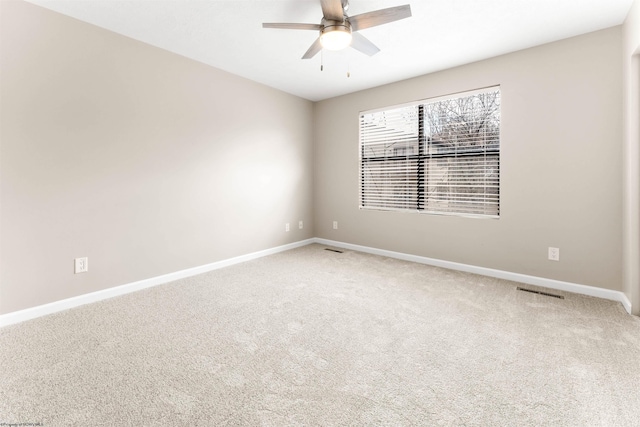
[263,23,323,31]
[349,4,411,31]
[302,38,323,59]
[320,0,344,21]
[350,32,380,56]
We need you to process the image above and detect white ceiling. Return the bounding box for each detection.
[25,0,634,101]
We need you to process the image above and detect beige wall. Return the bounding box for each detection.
[0,1,314,314]
[0,1,632,316]
[314,28,623,293]
[623,0,640,315]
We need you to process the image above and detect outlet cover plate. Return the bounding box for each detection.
[75,257,88,273]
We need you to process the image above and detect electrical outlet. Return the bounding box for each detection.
[299,220,303,229]
[285,223,290,232]
[333,221,338,230]
[548,247,560,261]
[74,257,88,274]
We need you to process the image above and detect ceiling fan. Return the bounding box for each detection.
[262,0,412,59]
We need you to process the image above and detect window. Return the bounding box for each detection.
[359,87,501,217]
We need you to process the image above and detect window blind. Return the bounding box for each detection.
[359,87,500,217]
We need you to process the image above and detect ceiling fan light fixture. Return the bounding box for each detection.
[320,23,352,51]
[262,2,412,59]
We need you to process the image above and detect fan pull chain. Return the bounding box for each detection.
[321,50,324,71]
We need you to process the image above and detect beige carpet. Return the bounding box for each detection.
[1,243,639,426]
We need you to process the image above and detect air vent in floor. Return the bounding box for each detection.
[517,287,564,299]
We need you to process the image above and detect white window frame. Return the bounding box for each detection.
[359,86,501,218]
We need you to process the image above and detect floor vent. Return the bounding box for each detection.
[517,287,565,299]
[324,248,343,253]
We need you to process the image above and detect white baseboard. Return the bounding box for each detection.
[0,239,315,328]
[1,236,632,327]
[313,238,633,315]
